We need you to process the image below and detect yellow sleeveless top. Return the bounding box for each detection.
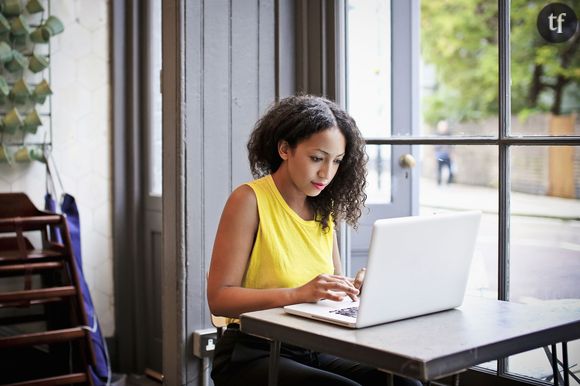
[242,175,334,290]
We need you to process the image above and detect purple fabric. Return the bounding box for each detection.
[45,193,109,385]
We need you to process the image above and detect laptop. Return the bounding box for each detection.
[283,211,481,328]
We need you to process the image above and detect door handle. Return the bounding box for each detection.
[399,154,416,168]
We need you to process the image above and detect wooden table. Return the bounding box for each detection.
[240,296,580,385]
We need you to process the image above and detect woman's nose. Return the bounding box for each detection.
[318,162,331,179]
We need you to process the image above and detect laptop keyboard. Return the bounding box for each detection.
[330,306,358,318]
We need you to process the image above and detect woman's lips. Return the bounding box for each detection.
[312,182,326,190]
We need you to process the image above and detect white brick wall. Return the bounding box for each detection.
[0,0,114,336]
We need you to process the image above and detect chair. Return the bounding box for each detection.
[211,311,228,339]
[0,193,94,385]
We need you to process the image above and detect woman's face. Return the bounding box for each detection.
[280,126,346,197]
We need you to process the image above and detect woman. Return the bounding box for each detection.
[208,95,419,386]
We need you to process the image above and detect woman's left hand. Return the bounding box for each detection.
[352,268,366,291]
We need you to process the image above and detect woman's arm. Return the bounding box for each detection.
[208,185,290,317]
[207,186,359,318]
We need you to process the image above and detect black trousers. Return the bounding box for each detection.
[437,155,454,185]
[211,324,421,386]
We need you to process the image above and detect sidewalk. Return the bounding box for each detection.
[420,178,580,220]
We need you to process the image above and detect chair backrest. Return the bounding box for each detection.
[0,193,44,218]
[211,311,228,328]
[211,314,228,338]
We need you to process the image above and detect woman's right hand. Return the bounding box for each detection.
[296,274,360,303]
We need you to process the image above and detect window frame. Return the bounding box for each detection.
[341,0,580,383]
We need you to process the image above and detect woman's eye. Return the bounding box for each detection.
[334,159,343,164]
[311,156,323,162]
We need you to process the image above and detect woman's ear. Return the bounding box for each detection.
[278,140,290,160]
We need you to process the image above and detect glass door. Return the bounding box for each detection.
[344,0,416,274]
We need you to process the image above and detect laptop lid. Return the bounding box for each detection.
[283,211,481,328]
[355,210,481,327]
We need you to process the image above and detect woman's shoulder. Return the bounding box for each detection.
[244,175,270,189]
[229,184,257,208]
[226,175,274,213]
[220,184,259,227]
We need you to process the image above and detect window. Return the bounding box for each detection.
[147,0,163,196]
[344,0,579,384]
[346,0,392,204]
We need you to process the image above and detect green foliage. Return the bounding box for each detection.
[421,0,580,125]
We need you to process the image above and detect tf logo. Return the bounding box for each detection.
[537,2,578,43]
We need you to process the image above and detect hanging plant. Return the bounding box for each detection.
[0,0,64,165]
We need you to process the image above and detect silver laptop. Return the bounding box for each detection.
[283,211,481,328]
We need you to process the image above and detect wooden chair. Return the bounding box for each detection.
[0,193,95,385]
[211,312,228,339]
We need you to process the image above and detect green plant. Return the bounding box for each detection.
[0,0,63,152]
[421,0,579,125]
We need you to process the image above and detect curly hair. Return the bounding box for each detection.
[247,95,367,230]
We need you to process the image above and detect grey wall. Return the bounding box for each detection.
[162,0,291,384]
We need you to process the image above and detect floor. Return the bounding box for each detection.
[124,374,162,386]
